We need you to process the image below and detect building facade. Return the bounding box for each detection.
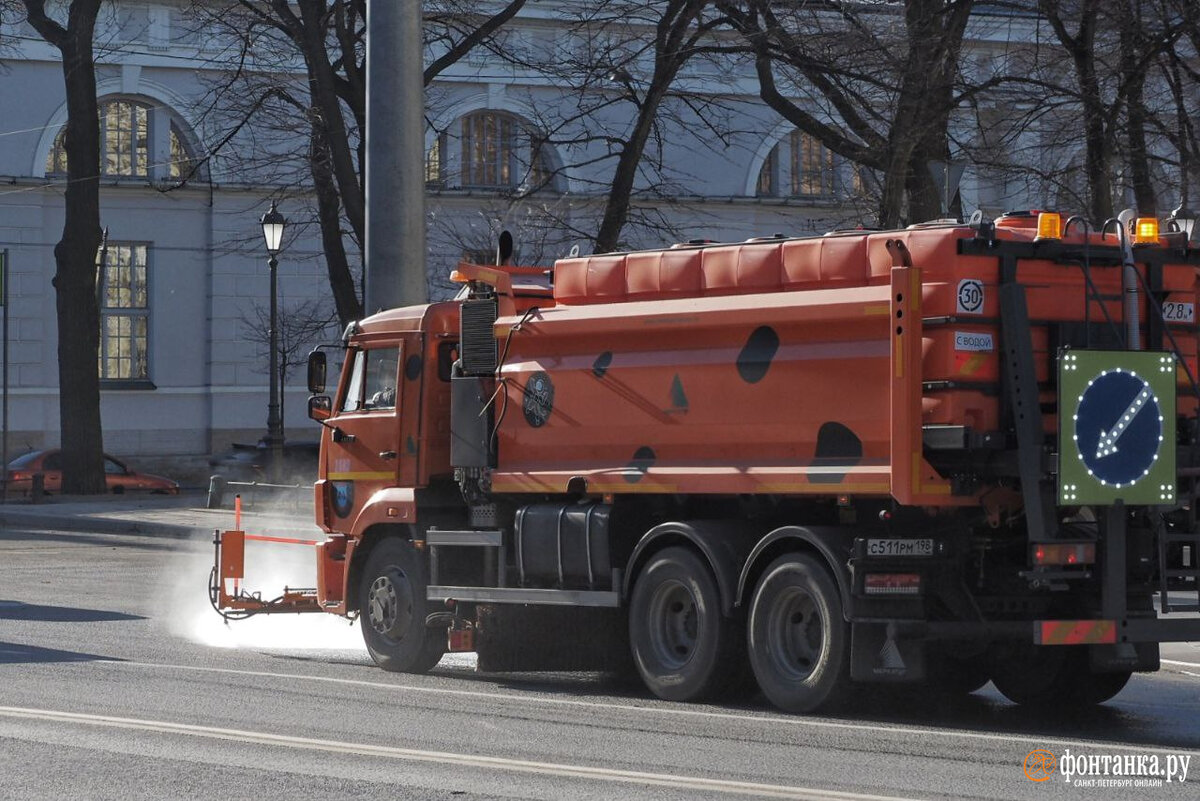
[0,1,1165,474]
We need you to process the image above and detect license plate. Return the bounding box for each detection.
[867,538,934,557]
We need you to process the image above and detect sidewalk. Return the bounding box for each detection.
[0,490,322,539]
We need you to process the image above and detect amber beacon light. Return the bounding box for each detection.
[1134,217,1160,244]
[1035,211,1062,240]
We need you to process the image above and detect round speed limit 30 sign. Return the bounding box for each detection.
[956,278,985,314]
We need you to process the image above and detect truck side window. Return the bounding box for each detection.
[340,347,400,412]
[340,347,401,412]
[340,350,366,412]
[437,341,458,382]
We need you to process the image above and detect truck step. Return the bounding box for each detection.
[425,529,503,546]
[427,585,620,608]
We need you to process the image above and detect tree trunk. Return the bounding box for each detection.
[593,81,672,253]
[25,0,106,494]
[1121,14,1156,215]
[310,122,363,326]
[295,0,366,246]
[594,0,708,253]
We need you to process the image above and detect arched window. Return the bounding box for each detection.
[756,130,837,198]
[45,98,200,181]
[168,121,195,179]
[427,111,558,192]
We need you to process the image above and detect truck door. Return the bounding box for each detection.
[324,343,403,524]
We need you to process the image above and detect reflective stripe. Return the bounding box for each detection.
[327,472,392,481]
[1035,620,1117,645]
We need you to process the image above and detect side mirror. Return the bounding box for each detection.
[308,394,332,421]
[307,350,327,393]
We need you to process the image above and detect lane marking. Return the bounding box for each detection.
[91,659,1199,755]
[1162,659,1200,670]
[0,706,911,801]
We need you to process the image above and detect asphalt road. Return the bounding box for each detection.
[1,523,1199,800]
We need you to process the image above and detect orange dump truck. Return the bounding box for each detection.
[213,211,1200,712]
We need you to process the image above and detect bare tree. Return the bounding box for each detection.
[436,0,751,254]
[584,1,724,252]
[1159,17,1200,210]
[21,0,106,493]
[1024,0,1196,221]
[719,0,987,228]
[239,297,339,440]
[188,1,532,327]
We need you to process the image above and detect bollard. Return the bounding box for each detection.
[31,472,44,503]
[206,475,226,509]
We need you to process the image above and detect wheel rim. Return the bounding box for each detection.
[367,568,413,639]
[646,579,699,670]
[764,586,823,682]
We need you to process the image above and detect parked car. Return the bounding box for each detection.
[4,449,180,495]
[208,440,320,483]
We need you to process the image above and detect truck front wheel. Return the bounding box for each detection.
[359,538,445,673]
[747,554,850,713]
[628,546,742,702]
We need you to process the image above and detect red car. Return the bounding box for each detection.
[4,449,179,495]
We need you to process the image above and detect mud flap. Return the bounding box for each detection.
[850,623,925,682]
[1089,642,1160,673]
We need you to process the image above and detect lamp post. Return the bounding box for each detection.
[1167,200,1197,247]
[260,200,286,482]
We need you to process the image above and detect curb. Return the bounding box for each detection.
[0,509,214,540]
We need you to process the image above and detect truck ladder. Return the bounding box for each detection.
[1157,518,1200,613]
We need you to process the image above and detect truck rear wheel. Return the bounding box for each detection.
[359,538,445,673]
[747,554,850,713]
[628,546,742,702]
[992,645,1130,706]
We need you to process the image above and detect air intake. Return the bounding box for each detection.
[460,298,498,374]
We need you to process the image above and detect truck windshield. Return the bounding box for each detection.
[340,346,400,412]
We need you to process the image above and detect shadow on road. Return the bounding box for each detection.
[823,683,1200,752]
[411,663,1200,751]
[0,528,178,550]
[0,601,145,623]
[0,641,121,665]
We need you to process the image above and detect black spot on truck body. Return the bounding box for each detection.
[624,446,656,483]
[669,375,688,411]
[593,352,613,378]
[810,422,863,484]
[737,326,779,384]
[405,355,423,381]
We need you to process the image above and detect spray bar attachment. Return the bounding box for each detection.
[208,495,325,620]
[208,528,324,620]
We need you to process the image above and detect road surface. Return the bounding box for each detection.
[1,523,1198,799]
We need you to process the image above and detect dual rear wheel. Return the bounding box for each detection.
[629,548,849,712]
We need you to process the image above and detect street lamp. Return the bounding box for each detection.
[260,200,286,482]
[1166,200,1197,247]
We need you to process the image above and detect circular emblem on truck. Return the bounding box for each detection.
[331,481,355,518]
[523,371,555,427]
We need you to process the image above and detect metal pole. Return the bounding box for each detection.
[365,0,427,315]
[267,253,282,482]
[1,248,8,505]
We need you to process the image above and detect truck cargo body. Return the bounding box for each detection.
[215,213,1200,713]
